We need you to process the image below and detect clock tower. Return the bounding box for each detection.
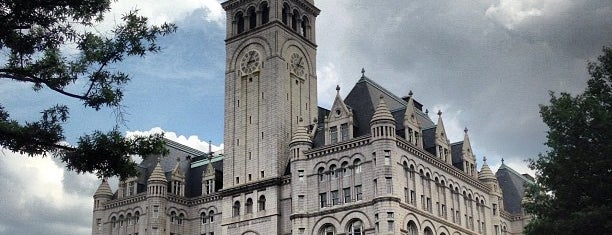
[220,0,319,234]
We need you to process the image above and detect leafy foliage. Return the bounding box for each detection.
[0,0,175,178]
[524,46,612,234]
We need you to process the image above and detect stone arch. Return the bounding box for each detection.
[339,210,373,230]
[421,219,436,235]
[280,40,314,74]
[312,216,341,235]
[230,38,273,71]
[402,213,421,231]
[242,231,259,235]
[437,225,451,235]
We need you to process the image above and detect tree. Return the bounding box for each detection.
[0,0,176,179]
[524,46,612,234]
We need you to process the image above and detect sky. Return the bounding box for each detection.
[0,0,611,234]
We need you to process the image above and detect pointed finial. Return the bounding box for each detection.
[336,85,340,95]
[437,110,442,116]
[501,158,505,164]
[208,140,212,155]
[361,68,366,78]
[425,109,429,115]
[408,90,413,97]
[464,127,468,133]
[483,156,487,162]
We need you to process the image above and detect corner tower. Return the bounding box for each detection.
[221,0,319,187]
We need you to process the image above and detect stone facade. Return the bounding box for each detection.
[91,0,532,234]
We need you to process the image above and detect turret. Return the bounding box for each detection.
[290,118,312,213]
[324,85,355,144]
[403,91,422,147]
[92,178,112,234]
[147,159,167,198]
[435,110,452,164]
[93,178,113,210]
[370,95,396,141]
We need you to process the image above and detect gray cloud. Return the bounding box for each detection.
[315,0,612,167]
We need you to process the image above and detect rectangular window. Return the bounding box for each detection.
[298,195,305,210]
[404,187,408,202]
[236,177,239,184]
[298,170,304,181]
[386,177,393,194]
[330,126,338,144]
[298,228,305,235]
[340,123,349,141]
[331,190,339,205]
[97,218,102,231]
[493,203,498,215]
[153,205,159,218]
[387,220,394,232]
[427,197,432,212]
[319,193,327,208]
[374,179,378,196]
[128,181,135,196]
[343,188,351,203]
[387,212,394,218]
[410,190,416,204]
[384,150,391,165]
[152,227,159,235]
[355,185,363,201]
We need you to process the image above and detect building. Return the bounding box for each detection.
[91,0,533,234]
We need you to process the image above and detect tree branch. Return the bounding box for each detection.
[0,70,90,101]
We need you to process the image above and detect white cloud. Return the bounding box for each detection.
[485,0,570,30]
[126,127,223,153]
[317,62,342,109]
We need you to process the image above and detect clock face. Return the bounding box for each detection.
[240,50,260,74]
[290,53,305,78]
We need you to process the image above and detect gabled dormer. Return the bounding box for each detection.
[324,85,355,145]
[170,158,185,197]
[202,155,216,195]
[462,128,477,178]
[435,111,452,164]
[403,91,423,148]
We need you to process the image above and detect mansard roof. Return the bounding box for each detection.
[450,141,465,170]
[344,75,434,137]
[496,163,534,215]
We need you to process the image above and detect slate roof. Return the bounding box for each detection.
[495,163,534,214]
[450,142,464,170]
[342,75,434,138]
[133,138,224,198]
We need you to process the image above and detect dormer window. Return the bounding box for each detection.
[340,123,349,141]
[330,126,338,144]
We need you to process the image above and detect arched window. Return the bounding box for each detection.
[319,224,336,235]
[127,213,133,225]
[291,9,299,31]
[348,220,363,235]
[260,2,269,24]
[248,7,256,29]
[341,161,350,177]
[353,159,362,174]
[111,216,117,228]
[440,233,446,235]
[246,198,254,214]
[407,221,417,235]
[233,201,241,217]
[258,195,266,211]
[170,211,176,223]
[209,210,215,223]
[134,211,140,224]
[201,212,207,224]
[178,213,184,225]
[424,227,434,235]
[119,215,124,227]
[235,12,245,34]
[330,165,337,178]
[301,16,309,37]
[282,3,290,25]
[318,167,326,181]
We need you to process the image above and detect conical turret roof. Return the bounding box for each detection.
[149,159,167,182]
[292,118,312,144]
[478,157,496,181]
[94,178,113,197]
[371,95,395,124]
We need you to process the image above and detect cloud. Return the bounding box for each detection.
[126,127,223,153]
[0,148,97,235]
